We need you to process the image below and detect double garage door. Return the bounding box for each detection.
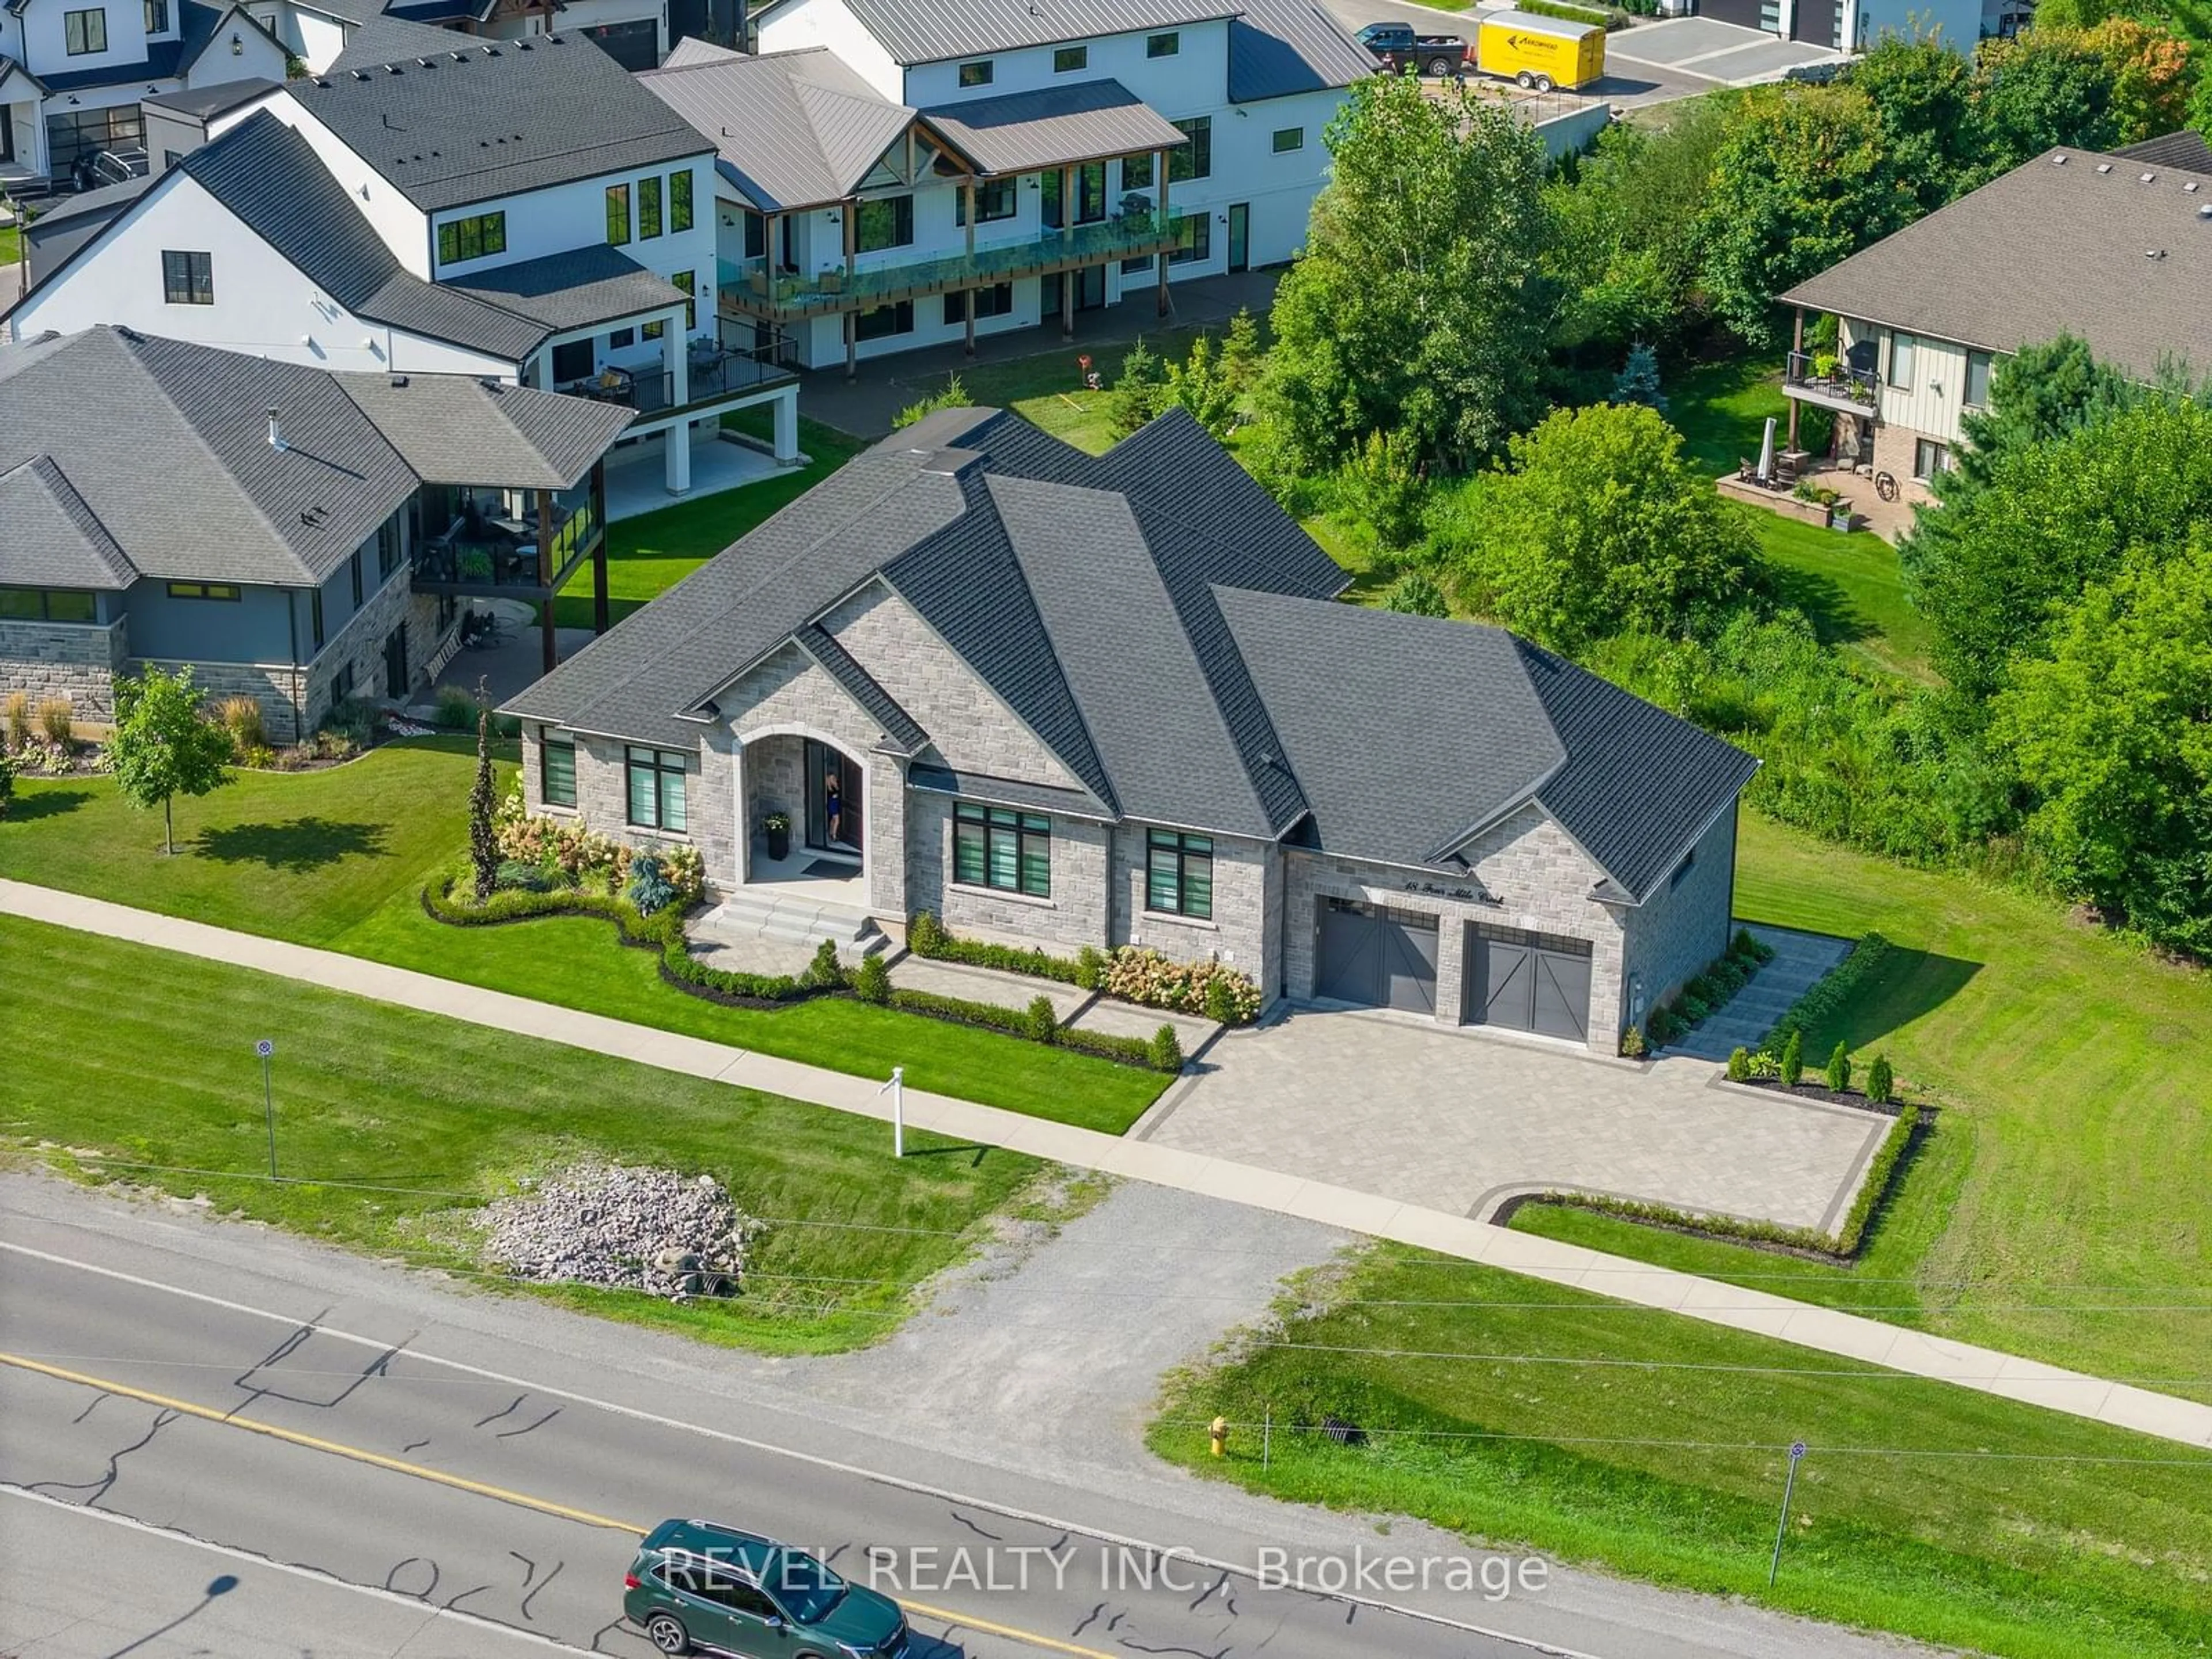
[1315,902,1592,1041]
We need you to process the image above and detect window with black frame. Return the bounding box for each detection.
[541,732,577,808]
[956,177,1017,225]
[856,194,914,252]
[1146,829,1213,918]
[161,250,213,305]
[954,802,1050,897]
[626,745,687,831]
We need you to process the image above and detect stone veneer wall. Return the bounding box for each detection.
[1870,420,1940,505]
[1,617,130,724]
[907,791,1112,950]
[1619,804,1739,1032]
[1109,825,1275,989]
[1282,804,1629,1055]
[126,657,313,743]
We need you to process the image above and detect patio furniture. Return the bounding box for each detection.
[748,268,770,298]
[817,269,843,295]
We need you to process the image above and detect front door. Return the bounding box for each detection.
[802,738,862,856]
[1226,203,1249,273]
[381,623,408,699]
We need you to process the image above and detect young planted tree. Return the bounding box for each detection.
[1165,334,1239,439]
[469,691,500,902]
[1108,340,1169,439]
[1262,72,1552,474]
[1612,343,1667,411]
[108,666,233,855]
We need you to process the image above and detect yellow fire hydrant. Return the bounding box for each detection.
[1209,1415,1229,1458]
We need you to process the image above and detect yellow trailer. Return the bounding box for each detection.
[1475,9,1607,92]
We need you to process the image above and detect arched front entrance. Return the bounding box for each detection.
[801,737,863,860]
[738,728,868,901]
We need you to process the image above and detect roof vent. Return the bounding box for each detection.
[267,407,287,452]
[2146,247,2166,258]
[448,48,464,60]
[516,38,531,48]
[2052,152,2068,165]
[2095,161,2113,173]
[2200,204,2212,218]
[2140,171,2157,183]
[384,61,400,72]
[349,67,367,78]
[2186,180,2200,192]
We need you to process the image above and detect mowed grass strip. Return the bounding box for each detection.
[0,750,1166,1134]
[1,915,1038,1354]
[1153,1244,2212,1659]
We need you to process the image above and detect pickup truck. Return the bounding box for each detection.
[1355,20,1471,76]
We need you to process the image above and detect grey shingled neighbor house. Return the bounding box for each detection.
[505,408,1756,1052]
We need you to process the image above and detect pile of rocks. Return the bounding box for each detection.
[480,1162,758,1301]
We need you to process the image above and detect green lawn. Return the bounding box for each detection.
[907,325,1216,454]
[551,418,866,628]
[1510,808,2212,1396]
[0,748,1165,1135]
[1670,353,1790,478]
[1,915,1040,1354]
[1153,1243,2212,1659]
[1752,514,1936,681]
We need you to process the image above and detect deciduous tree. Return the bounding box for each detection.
[108,666,232,856]
[1262,73,1552,474]
[1975,29,2122,170]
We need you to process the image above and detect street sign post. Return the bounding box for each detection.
[255,1039,277,1178]
[1769,1440,1807,1588]
[877,1065,905,1158]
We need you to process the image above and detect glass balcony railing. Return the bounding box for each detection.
[719,211,1185,316]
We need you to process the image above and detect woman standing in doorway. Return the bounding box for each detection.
[825,773,843,846]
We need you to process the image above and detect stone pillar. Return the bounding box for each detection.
[772,388,800,463]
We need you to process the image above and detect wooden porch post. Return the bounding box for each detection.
[963,179,978,357]
[843,199,858,381]
[590,459,609,634]
[536,487,556,675]
[1155,145,1171,317]
[1787,306,1804,452]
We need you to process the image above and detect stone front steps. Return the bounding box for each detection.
[691,888,888,959]
[1659,923,1853,1062]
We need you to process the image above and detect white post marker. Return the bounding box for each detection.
[877,1065,905,1158]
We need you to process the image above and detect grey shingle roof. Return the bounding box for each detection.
[328,10,467,65]
[141,75,282,118]
[446,245,687,334]
[292,29,710,211]
[1227,0,1373,102]
[334,371,635,488]
[796,624,930,755]
[171,111,548,361]
[921,79,1188,174]
[639,47,916,213]
[836,0,1237,65]
[1777,147,2212,384]
[0,456,139,590]
[2115,130,2212,173]
[0,327,416,586]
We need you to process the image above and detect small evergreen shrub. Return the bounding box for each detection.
[853,953,891,1004]
[1781,1028,1804,1087]
[434,685,479,730]
[1730,926,1770,964]
[627,851,675,916]
[1824,1041,1852,1093]
[1645,1003,1676,1045]
[1619,1024,1646,1058]
[0,752,14,819]
[906,910,946,957]
[1866,1053,1894,1105]
[1726,1047,1751,1082]
[1075,945,1108,990]
[1025,994,1060,1043]
[321,696,378,748]
[1147,1024,1184,1074]
[802,938,846,990]
[1203,975,1241,1025]
[495,859,550,892]
[1677,994,1710,1025]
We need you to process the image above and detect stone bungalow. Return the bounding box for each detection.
[505,407,1758,1053]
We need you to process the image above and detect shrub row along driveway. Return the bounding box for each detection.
[1145,1007,1885,1231]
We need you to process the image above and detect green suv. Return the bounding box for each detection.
[623,1519,910,1657]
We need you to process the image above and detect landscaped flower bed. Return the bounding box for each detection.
[907,911,1262,1026]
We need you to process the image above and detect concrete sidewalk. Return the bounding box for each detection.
[7,876,2210,1455]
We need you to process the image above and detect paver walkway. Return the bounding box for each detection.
[6,876,2209,1455]
[1147,1003,1881,1230]
[1665,923,1852,1062]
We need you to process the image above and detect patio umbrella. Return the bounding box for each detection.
[1756,416,1777,484]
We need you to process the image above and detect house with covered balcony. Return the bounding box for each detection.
[1775,139,2212,502]
[0,324,634,738]
[656,0,1366,370]
[7,17,801,532]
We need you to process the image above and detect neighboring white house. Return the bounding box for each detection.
[241,0,671,75]
[0,0,284,190]
[679,0,1365,370]
[9,19,800,500]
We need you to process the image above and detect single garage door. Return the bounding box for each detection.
[582,17,659,69]
[1467,924,1592,1043]
[1315,899,1439,1014]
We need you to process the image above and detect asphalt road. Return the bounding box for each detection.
[0,1178,1929,1659]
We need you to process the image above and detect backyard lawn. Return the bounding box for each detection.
[908,325,1215,454]
[1510,808,2212,1396]
[1154,1241,2212,1659]
[551,417,866,629]
[0,915,1041,1355]
[0,748,1166,1134]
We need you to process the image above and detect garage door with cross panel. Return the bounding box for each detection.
[1465,922,1592,1042]
[1315,899,1440,1014]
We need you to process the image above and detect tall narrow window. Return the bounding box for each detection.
[638,174,662,240]
[143,0,167,29]
[625,745,688,831]
[161,249,213,304]
[541,731,577,808]
[1146,830,1213,918]
[605,182,631,246]
[670,168,694,233]
[1169,116,1211,181]
[1964,349,1993,409]
[1888,331,1917,388]
[671,268,695,331]
[350,550,363,607]
[310,588,325,650]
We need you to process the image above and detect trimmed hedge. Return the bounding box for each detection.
[888,986,1177,1073]
[1771,932,1892,1046]
[1512,1100,1927,1259]
[1515,0,1630,29]
[906,910,1259,1025]
[907,911,1084,985]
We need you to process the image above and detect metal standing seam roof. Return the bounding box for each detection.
[289,31,710,212]
[637,48,921,213]
[0,455,141,590]
[1226,0,1376,102]
[332,372,636,489]
[1777,147,2212,384]
[836,0,1238,65]
[919,78,1189,174]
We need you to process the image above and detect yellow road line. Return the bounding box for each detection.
[0,1350,1115,1659]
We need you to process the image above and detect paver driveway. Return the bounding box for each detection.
[1142,1009,1885,1232]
